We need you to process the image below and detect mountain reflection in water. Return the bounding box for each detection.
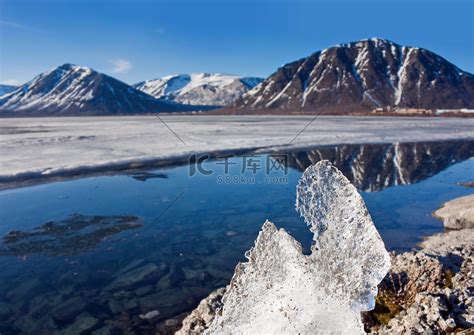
[276,140,474,191]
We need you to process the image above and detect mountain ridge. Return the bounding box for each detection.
[1,38,472,117]
[0,64,200,117]
[225,38,474,114]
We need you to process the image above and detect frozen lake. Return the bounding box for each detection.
[1,115,474,187]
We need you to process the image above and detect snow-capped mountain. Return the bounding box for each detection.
[0,85,17,97]
[0,64,194,116]
[134,73,263,106]
[230,38,474,113]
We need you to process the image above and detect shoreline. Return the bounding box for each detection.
[1,137,473,191]
[432,194,474,230]
[1,115,474,190]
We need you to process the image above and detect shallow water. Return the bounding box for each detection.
[0,140,473,334]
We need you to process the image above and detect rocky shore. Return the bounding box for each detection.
[433,194,474,229]
[178,194,474,334]
[370,193,474,333]
[366,228,473,333]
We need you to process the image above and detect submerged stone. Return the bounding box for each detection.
[459,181,474,188]
[58,312,99,335]
[107,299,124,315]
[134,285,155,297]
[51,296,87,324]
[0,302,12,318]
[139,310,160,321]
[105,262,166,291]
[0,214,142,257]
[6,278,42,301]
[91,325,114,335]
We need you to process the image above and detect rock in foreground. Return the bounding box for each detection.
[176,288,226,335]
[368,229,473,333]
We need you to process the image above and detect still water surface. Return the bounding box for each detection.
[0,140,472,334]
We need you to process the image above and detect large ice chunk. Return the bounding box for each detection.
[204,161,390,334]
[296,160,391,311]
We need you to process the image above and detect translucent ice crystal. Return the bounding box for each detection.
[296,160,391,312]
[204,161,390,334]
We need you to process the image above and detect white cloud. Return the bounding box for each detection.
[109,59,132,74]
[0,20,30,30]
[2,79,22,86]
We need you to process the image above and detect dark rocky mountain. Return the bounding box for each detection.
[229,38,474,114]
[0,64,196,116]
[277,139,474,191]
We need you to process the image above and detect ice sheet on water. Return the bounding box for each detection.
[205,161,390,334]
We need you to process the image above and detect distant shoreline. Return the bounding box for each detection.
[1,110,473,118]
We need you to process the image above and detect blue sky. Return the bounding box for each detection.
[0,0,472,85]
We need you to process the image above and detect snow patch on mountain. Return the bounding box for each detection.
[134,73,263,106]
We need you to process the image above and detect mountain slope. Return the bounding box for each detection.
[0,64,193,116]
[0,85,18,97]
[134,73,263,106]
[230,38,474,114]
